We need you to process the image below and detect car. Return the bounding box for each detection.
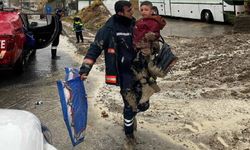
[0,8,59,73]
[0,109,57,150]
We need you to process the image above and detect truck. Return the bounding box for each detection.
[0,8,59,73]
[140,0,245,23]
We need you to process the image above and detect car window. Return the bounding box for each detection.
[26,14,52,28]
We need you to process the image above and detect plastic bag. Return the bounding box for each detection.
[57,67,88,146]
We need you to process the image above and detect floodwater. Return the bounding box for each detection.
[162,17,233,37]
[0,18,235,149]
[0,18,233,109]
[0,37,79,109]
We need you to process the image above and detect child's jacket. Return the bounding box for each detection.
[133,15,166,45]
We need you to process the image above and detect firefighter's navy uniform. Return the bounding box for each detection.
[79,14,150,136]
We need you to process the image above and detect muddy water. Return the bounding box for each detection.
[162,17,233,37]
[0,38,78,110]
[0,19,234,149]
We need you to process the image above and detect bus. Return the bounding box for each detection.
[142,0,245,22]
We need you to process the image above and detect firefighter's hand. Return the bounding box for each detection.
[144,32,157,42]
[80,74,88,80]
[79,58,94,80]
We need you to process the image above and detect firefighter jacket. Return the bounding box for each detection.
[84,14,136,86]
[73,20,83,32]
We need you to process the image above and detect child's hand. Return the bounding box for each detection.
[145,32,157,41]
[141,48,151,56]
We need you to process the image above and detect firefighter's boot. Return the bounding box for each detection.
[139,79,155,104]
[123,134,136,150]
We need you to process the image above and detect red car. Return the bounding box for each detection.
[0,8,59,73]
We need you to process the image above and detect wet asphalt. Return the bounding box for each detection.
[0,44,76,109]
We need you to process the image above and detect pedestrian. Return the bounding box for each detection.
[79,1,150,149]
[51,8,63,59]
[73,17,84,43]
[132,1,166,104]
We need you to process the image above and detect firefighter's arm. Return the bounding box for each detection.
[79,27,109,80]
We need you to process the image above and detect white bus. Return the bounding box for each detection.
[142,0,245,22]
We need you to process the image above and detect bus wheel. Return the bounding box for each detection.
[203,11,213,23]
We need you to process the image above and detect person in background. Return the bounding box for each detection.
[51,8,63,59]
[132,1,166,104]
[73,17,84,43]
[79,1,151,149]
[152,5,159,15]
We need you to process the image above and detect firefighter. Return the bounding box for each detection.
[79,1,150,149]
[51,8,63,59]
[73,17,84,43]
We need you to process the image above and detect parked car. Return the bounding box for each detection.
[0,109,57,150]
[0,8,59,73]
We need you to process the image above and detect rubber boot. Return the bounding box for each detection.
[51,49,57,59]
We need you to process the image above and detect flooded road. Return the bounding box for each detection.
[162,17,233,37]
[0,36,78,109]
[0,18,235,149]
[0,35,89,149]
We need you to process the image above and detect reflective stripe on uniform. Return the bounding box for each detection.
[124,118,133,123]
[51,46,57,49]
[124,118,134,127]
[116,32,131,36]
[124,122,133,127]
[105,75,117,84]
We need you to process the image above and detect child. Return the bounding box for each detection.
[132,1,166,104]
[73,17,84,43]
